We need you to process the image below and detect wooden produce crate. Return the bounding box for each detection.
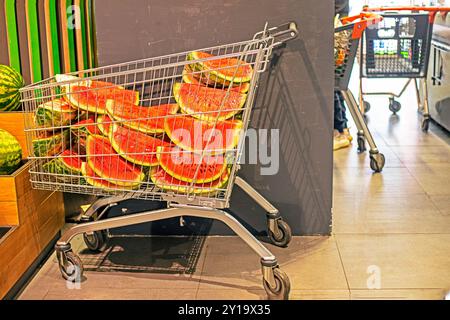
[0,113,65,298]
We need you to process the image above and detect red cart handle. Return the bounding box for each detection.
[340,12,383,40]
[364,6,450,23]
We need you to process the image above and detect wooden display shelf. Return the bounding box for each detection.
[0,112,65,299]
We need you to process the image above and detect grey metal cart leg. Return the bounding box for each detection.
[55,205,291,299]
[234,176,292,247]
[341,89,385,172]
[413,78,430,132]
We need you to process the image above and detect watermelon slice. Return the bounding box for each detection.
[173,82,246,121]
[109,123,170,166]
[58,149,83,173]
[182,65,249,94]
[97,114,113,136]
[164,115,242,154]
[156,146,227,183]
[71,117,101,135]
[34,98,77,128]
[62,85,139,114]
[150,166,229,194]
[32,130,69,157]
[188,51,253,83]
[81,162,134,191]
[86,135,145,187]
[106,100,179,134]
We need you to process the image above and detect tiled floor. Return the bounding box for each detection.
[17,78,450,300]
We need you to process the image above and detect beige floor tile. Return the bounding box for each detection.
[350,289,447,300]
[333,143,403,169]
[430,195,450,216]
[336,234,450,290]
[333,167,426,195]
[199,237,348,291]
[196,289,266,300]
[391,145,450,165]
[43,288,196,300]
[332,194,450,234]
[405,163,450,195]
[290,289,350,300]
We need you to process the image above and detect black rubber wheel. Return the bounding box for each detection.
[421,118,430,132]
[59,251,84,282]
[268,219,292,247]
[370,153,385,173]
[389,99,401,114]
[83,230,108,252]
[357,136,366,153]
[363,101,371,113]
[263,268,291,300]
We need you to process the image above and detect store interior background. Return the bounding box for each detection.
[1,0,450,300]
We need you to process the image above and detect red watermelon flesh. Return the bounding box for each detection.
[109,123,171,166]
[156,146,227,183]
[189,51,253,83]
[106,100,179,134]
[164,115,242,154]
[59,149,84,172]
[81,162,132,190]
[182,65,249,94]
[86,135,145,187]
[65,85,139,114]
[150,166,229,194]
[72,117,101,135]
[173,82,246,121]
[97,114,113,136]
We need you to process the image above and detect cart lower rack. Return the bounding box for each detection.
[335,12,385,172]
[360,6,450,132]
[21,22,298,299]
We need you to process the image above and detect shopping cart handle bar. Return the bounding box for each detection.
[269,21,298,47]
[340,12,383,40]
[364,6,450,23]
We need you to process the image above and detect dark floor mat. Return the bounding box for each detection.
[79,234,206,275]
[0,227,11,240]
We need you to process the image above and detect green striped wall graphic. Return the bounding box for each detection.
[0,0,96,84]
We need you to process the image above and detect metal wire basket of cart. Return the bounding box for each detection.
[360,6,450,132]
[335,12,385,172]
[21,22,298,299]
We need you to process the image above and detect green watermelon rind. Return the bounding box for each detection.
[173,82,246,122]
[0,65,24,111]
[0,129,22,175]
[163,115,243,155]
[32,130,69,157]
[108,123,166,167]
[155,146,227,184]
[187,51,252,84]
[86,134,145,188]
[34,100,77,128]
[105,99,179,134]
[150,167,230,195]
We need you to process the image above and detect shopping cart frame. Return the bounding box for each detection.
[335,12,385,172]
[20,22,298,299]
[360,6,450,132]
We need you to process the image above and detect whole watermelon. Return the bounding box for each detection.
[0,65,24,111]
[0,129,22,175]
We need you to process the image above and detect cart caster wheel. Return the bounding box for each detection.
[58,250,84,282]
[268,219,292,247]
[363,101,371,113]
[421,117,430,132]
[83,230,108,252]
[357,135,366,153]
[263,267,291,300]
[389,99,401,114]
[370,153,385,173]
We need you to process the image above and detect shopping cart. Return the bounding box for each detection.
[335,12,385,172]
[20,22,298,299]
[360,6,450,132]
